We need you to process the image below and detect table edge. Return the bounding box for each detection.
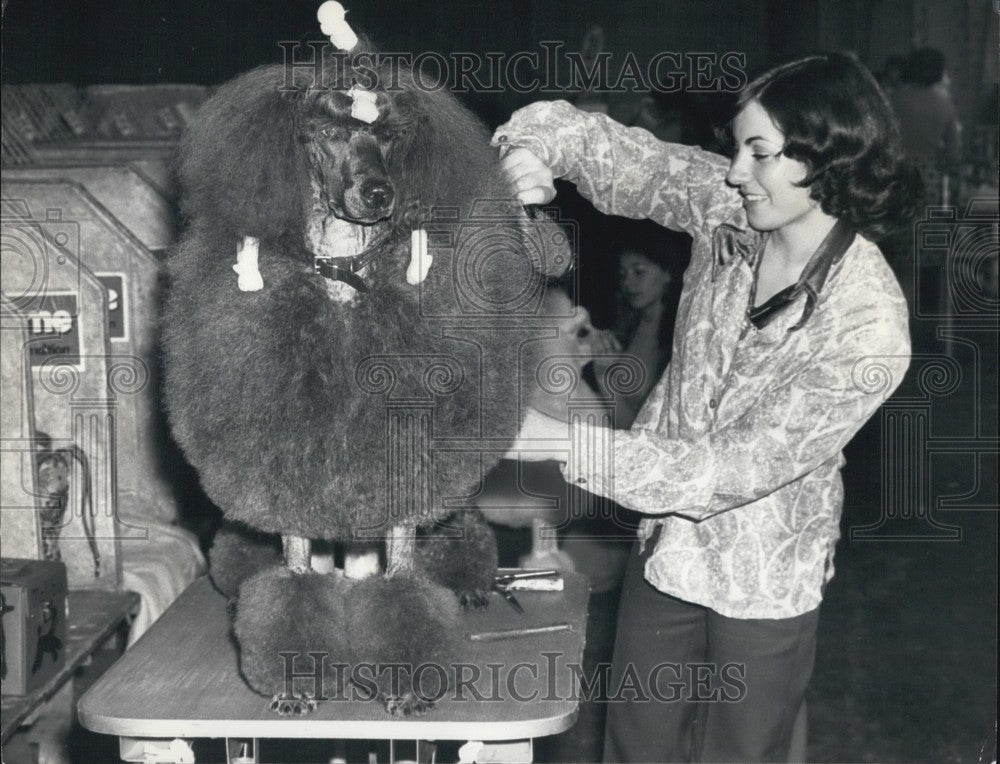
[77,703,580,742]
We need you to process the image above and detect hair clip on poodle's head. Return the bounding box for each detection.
[317,1,359,52]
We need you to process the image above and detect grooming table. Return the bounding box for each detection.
[78,573,589,763]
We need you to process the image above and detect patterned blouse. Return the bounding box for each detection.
[494,101,912,619]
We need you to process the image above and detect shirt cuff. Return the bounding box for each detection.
[559,418,614,498]
[492,101,577,172]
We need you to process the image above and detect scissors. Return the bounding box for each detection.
[492,570,561,614]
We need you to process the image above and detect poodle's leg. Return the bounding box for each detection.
[382,523,422,715]
[343,569,460,718]
[282,534,311,572]
[261,535,320,716]
[344,523,453,717]
[416,510,499,609]
[208,520,281,599]
[386,522,416,575]
[519,516,575,572]
[235,566,350,717]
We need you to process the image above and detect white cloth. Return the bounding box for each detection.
[119,519,206,645]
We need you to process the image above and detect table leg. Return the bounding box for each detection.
[416,740,436,763]
[118,736,195,762]
[457,739,533,763]
[226,737,259,763]
[382,739,438,763]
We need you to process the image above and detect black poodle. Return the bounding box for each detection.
[162,41,570,715]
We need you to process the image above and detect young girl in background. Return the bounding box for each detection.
[589,236,686,430]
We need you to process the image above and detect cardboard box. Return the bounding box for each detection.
[1,558,68,695]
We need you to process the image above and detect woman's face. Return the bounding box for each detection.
[726,99,826,235]
[618,252,671,311]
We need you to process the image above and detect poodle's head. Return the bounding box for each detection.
[177,58,402,248]
[298,87,396,225]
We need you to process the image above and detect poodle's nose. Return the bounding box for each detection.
[361,180,394,210]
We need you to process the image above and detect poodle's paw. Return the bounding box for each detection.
[270,692,318,716]
[458,588,490,610]
[235,568,351,699]
[383,692,434,717]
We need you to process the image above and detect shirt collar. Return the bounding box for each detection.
[795,217,856,297]
[712,209,855,296]
[748,218,857,331]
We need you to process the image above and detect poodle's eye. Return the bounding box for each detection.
[317,126,345,141]
[375,127,404,146]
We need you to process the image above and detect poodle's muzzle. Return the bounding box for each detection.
[307,129,395,225]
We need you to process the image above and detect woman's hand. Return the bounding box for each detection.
[497,146,557,206]
[589,328,622,358]
[504,406,572,462]
[590,329,625,384]
[559,308,601,368]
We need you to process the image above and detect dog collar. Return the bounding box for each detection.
[314,246,381,293]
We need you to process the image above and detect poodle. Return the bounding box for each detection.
[162,40,570,715]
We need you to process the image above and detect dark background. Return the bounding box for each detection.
[2,0,992,128]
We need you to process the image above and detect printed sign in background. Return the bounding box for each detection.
[0,299,43,560]
[25,292,82,368]
[95,273,127,341]
[3,181,178,527]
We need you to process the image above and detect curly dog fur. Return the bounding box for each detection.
[163,40,568,714]
[165,53,556,540]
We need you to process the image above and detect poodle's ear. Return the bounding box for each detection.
[386,82,496,212]
[178,65,312,241]
[380,89,428,147]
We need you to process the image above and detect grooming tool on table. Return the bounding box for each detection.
[468,623,573,642]
[491,570,563,613]
[496,569,564,590]
[492,578,525,614]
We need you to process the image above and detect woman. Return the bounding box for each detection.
[889,47,962,207]
[589,240,684,430]
[494,53,920,761]
[889,47,962,168]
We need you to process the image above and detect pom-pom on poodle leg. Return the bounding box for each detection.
[234,523,464,717]
[417,509,499,609]
[234,536,346,717]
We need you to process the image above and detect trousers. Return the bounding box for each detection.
[602,536,820,763]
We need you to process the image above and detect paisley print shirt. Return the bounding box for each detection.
[494,101,912,618]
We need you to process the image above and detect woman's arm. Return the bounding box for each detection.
[492,100,740,239]
[590,347,665,430]
[560,310,911,519]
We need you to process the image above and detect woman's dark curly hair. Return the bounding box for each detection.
[736,52,924,241]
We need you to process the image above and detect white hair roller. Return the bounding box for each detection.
[406,229,432,285]
[317,1,359,51]
[233,236,264,292]
[347,85,380,124]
